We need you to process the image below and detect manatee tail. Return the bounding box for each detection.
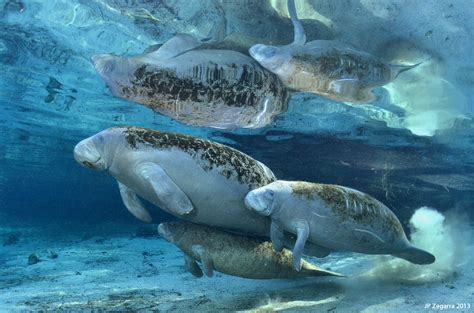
[390,61,423,80]
[288,0,306,45]
[392,246,435,265]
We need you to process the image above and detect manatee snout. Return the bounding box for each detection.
[91,54,138,97]
[244,189,274,216]
[249,44,276,61]
[73,138,104,170]
[249,44,283,72]
[91,54,117,76]
[158,223,174,242]
[249,44,265,59]
[91,54,127,92]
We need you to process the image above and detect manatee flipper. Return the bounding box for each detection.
[304,242,331,258]
[184,255,203,278]
[192,245,214,277]
[292,220,310,271]
[270,221,285,252]
[288,0,306,45]
[392,246,435,265]
[135,162,194,215]
[150,33,201,60]
[143,43,163,54]
[118,181,152,223]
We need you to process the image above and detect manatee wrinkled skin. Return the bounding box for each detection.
[74,127,335,257]
[250,42,419,103]
[158,221,343,279]
[245,180,435,269]
[249,0,419,103]
[73,126,276,236]
[92,34,288,129]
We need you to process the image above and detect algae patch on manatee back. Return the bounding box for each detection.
[121,126,275,188]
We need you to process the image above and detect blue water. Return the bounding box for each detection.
[1,0,473,311]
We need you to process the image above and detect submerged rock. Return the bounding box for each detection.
[27,254,40,265]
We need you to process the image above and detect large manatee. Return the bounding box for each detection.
[249,0,420,103]
[92,34,288,129]
[73,126,275,234]
[73,126,332,257]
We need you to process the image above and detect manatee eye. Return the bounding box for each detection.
[265,189,275,199]
[95,134,105,144]
[263,47,277,58]
[103,60,116,73]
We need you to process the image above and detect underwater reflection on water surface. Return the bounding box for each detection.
[0,0,473,311]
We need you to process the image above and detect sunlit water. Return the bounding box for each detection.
[0,0,473,311]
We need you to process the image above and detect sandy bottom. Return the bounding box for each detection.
[0,220,472,312]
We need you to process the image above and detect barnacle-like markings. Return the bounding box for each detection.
[289,50,391,101]
[124,63,287,110]
[118,61,288,127]
[290,182,404,238]
[120,126,275,188]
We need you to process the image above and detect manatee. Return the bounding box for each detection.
[245,180,435,270]
[91,34,289,129]
[248,0,420,103]
[73,126,275,235]
[201,33,279,57]
[143,34,255,57]
[145,33,278,58]
[158,221,343,279]
[74,126,330,257]
[74,127,333,257]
